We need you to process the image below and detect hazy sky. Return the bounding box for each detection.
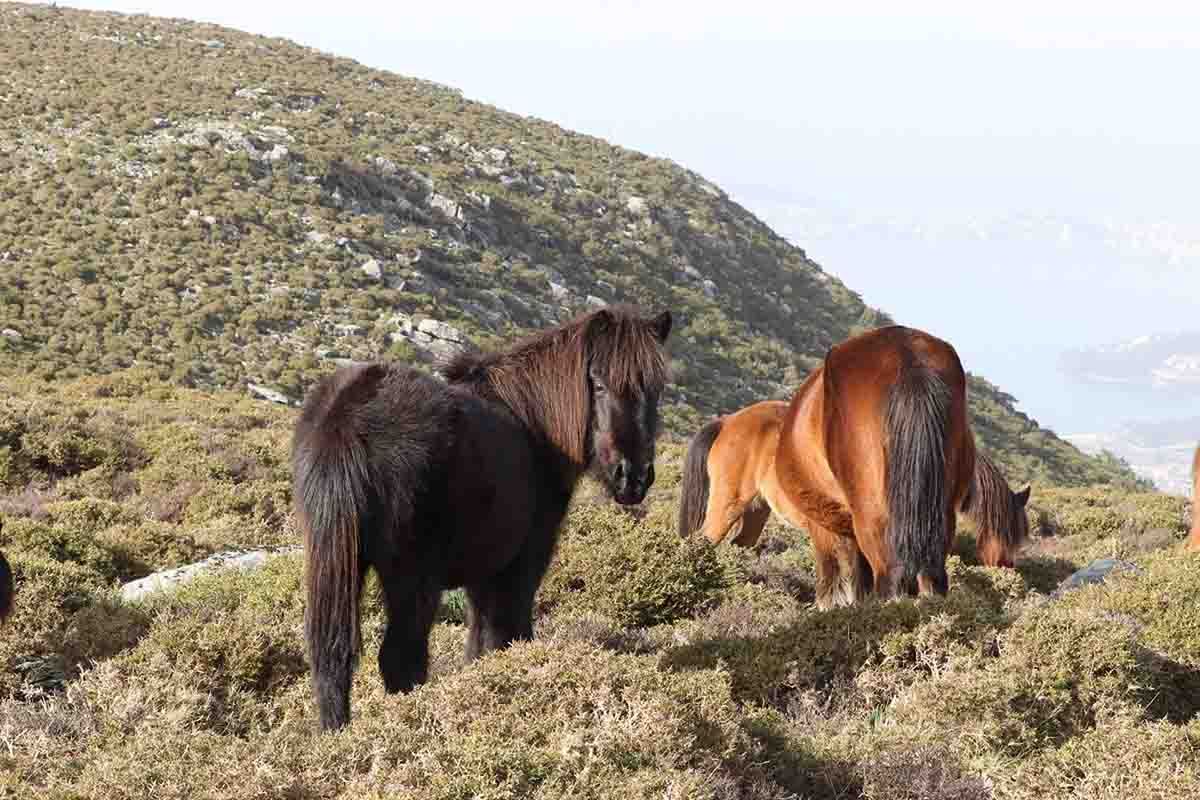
[58,1,1200,217]
[51,1,1200,431]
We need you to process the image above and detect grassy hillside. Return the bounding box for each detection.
[0,370,1197,798]
[0,2,1144,489]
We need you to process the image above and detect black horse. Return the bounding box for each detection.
[292,305,672,730]
[0,519,13,624]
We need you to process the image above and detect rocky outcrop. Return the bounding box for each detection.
[388,313,474,361]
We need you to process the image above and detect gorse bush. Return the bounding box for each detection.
[537,503,732,627]
[1029,485,1189,542]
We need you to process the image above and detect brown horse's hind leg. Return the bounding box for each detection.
[809,519,869,610]
[697,470,753,546]
[851,510,903,601]
[731,497,772,548]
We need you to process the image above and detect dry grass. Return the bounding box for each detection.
[1,372,1198,798]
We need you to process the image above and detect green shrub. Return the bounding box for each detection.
[1029,486,1189,542]
[111,554,309,736]
[889,603,1168,758]
[537,504,732,627]
[0,553,147,698]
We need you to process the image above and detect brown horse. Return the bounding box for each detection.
[1190,445,1200,551]
[678,325,975,608]
[678,401,1026,573]
[293,305,672,730]
[960,451,1030,568]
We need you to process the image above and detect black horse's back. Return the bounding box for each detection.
[292,362,454,731]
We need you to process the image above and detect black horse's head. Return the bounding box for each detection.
[586,307,672,505]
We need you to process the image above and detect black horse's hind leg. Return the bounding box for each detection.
[464,518,560,662]
[374,557,442,694]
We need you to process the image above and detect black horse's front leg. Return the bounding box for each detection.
[463,516,560,662]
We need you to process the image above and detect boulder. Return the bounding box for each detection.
[1052,558,1144,598]
[360,258,382,281]
[120,547,300,602]
[247,383,292,406]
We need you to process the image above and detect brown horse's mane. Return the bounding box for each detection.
[963,451,1029,551]
[442,305,669,469]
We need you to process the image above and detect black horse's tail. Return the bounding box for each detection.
[0,549,13,624]
[678,417,724,538]
[292,362,449,731]
[885,368,953,596]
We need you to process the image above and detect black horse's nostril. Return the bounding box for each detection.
[613,460,627,483]
[645,464,655,487]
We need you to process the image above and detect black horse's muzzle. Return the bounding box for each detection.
[610,459,655,505]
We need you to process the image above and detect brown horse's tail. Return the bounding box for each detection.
[0,549,13,624]
[678,417,724,538]
[885,368,954,596]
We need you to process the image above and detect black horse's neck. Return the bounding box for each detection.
[443,345,592,487]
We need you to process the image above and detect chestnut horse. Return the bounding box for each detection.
[678,399,1027,572]
[1190,445,1200,551]
[678,325,975,608]
[293,306,672,730]
[960,451,1031,567]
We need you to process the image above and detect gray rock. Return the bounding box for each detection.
[333,323,365,337]
[247,383,292,406]
[121,548,300,602]
[626,196,649,216]
[428,192,462,220]
[701,279,718,299]
[1052,558,1144,598]
[416,318,465,344]
[360,258,383,281]
[549,282,570,301]
[1,328,21,340]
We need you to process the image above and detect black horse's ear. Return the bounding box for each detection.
[649,310,672,343]
[589,307,614,333]
[1014,486,1031,507]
